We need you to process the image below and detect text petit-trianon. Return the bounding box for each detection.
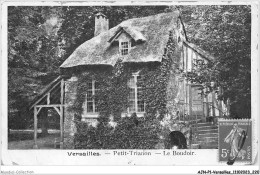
[67,150,196,156]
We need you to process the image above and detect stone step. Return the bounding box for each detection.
[200,143,218,149]
[178,119,203,125]
[197,137,218,143]
[198,135,218,138]
[196,122,217,127]
[197,137,218,145]
[192,138,218,148]
[191,119,219,149]
[198,133,219,138]
[197,128,218,134]
[197,141,218,145]
[196,125,218,130]
[190,144,201,149]
[197,137,218,148]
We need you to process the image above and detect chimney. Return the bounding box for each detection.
[94,12,109,36]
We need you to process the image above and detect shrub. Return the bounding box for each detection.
[74,115,161,149]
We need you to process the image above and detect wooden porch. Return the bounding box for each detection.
[175,80,229,149]
[29,76,65,149]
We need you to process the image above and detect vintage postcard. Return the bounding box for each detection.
[1,0,259,174]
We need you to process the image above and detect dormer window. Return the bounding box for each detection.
[120,41,131,56]
[108,26,146,57]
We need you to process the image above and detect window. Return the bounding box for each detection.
[86,80,100,113]
[120,41,130,55]
[128,74,145,113]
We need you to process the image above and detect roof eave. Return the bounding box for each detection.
[183,40,215,61]
[108,26,146,43]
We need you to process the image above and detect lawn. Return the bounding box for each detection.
[8,130,61,149]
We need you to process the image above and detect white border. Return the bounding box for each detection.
[1,165,260,175]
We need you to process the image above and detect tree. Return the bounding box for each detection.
[8,6,63,130]
[178,5,251,118]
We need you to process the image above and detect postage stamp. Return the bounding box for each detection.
[218,119,252,163]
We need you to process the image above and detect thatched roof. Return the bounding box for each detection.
[108,26,147,43]
[60,12,179,68]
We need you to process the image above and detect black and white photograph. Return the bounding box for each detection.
[1,0,259,174]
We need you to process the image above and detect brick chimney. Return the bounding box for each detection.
[94,12,109,36]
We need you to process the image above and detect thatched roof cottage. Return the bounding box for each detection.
[30,11,228,149]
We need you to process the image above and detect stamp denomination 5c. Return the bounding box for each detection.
[218,119,252,163]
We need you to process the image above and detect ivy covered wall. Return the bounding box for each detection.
[62,30,182,149]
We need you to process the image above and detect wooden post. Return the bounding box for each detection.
[219,87,223,118]
[60,79,64,105]
[195,53,198,69]
[191,50,193,70]
[182,104,184,121]
[33,106,38,149]
[178,103,180,122]
[186,46,188,71]
[47,92,50,105]
[227,98,230,116]
[183,46,186,72]
[189,85,192,122]
[134,76,138,113]
[60,79,64,149]
[212,91,216,118]
[60,105,64,149]
[189,127,192,149]
[202,93,205,119]
[181,46,184,69]
[206,92,209,122]
[185,80,188,122]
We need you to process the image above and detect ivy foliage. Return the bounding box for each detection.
[139,34,177,118]
[70,60,132,124]
[72,31,177,149]
[74,114,161,149]
[71,31,177,119]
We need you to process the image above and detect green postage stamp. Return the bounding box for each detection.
[218,119,252,163]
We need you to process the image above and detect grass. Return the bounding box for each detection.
[8,130,61,149]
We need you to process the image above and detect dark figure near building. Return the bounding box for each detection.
[130,112,139,126]
[165,131,187,149]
